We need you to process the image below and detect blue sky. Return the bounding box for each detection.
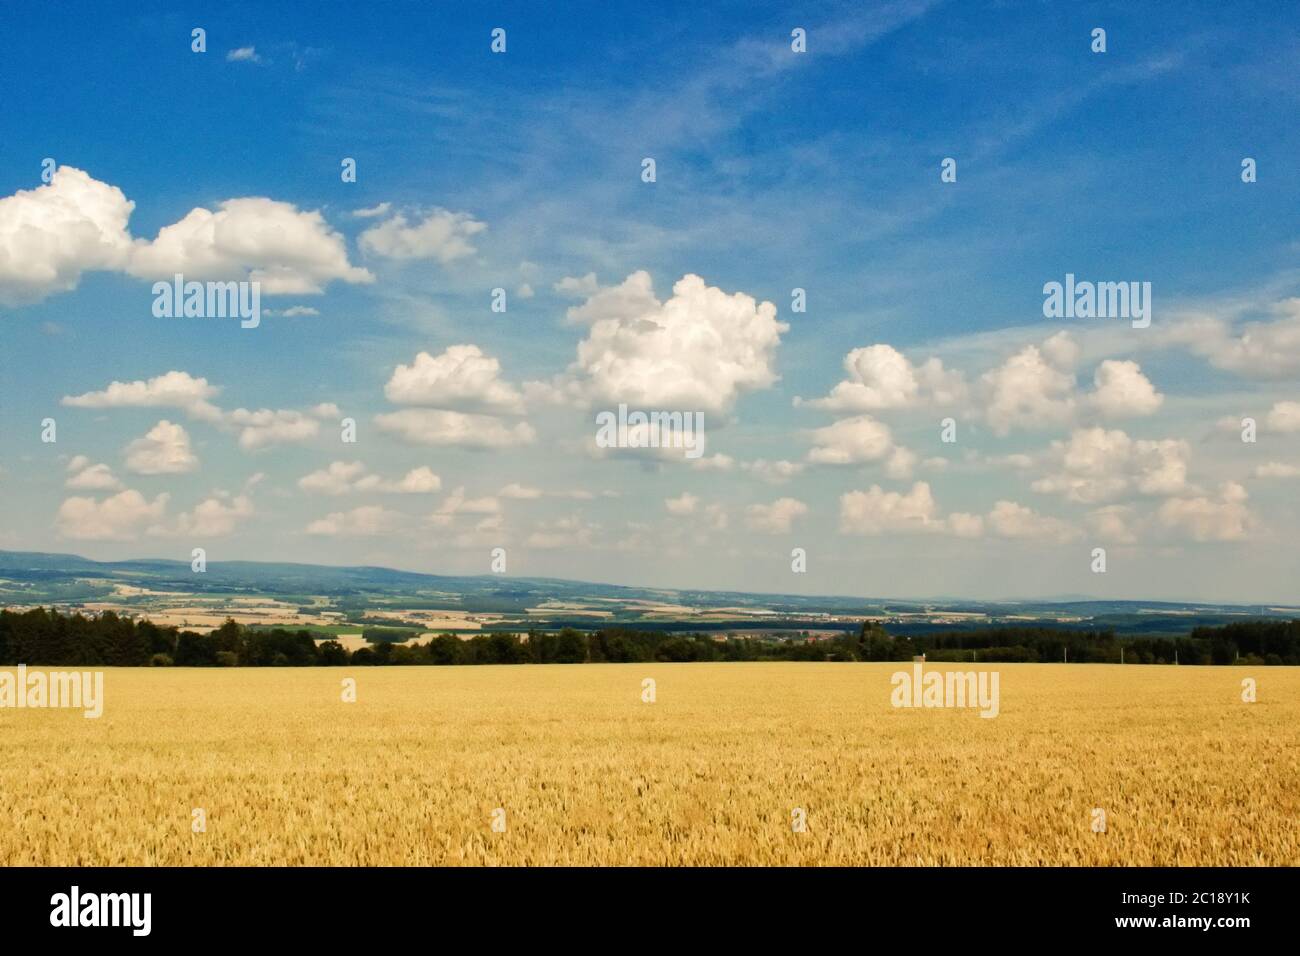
[1,0,1298,601]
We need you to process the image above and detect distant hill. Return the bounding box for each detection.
[0,549,1294,634]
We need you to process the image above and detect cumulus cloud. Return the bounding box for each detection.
[384,345,525,414]
[299,461,442,495]
[1088,504,1139,544]
[796,344,966,412]
[987,500,1078,543]
[839,481,979,536]
[1158,482,1252,542]
[837,481,961,535]
[62,370,223,422]
[429,487,501,527]
[537,272,787,415]
[945,511,986,538]
[745,497,808,533]
[806,414,897,465]
[0,168,371,304]
[128,196,372,294]
[554,272,600,299]
[0,167,134,305]
[298,461,368,495]
[742,459,805,484]
[980,333,1078,435]
[385,466,443,494]
[1265,401,1300,433]
[1031,427,1189,504]
[57,489,169,540]
[375,409,536,449]
[227,406,329,451]
[62,371,342,452]
[65,457,122,491]
[124,420,198,475]
[306,505,404,536]
[558,269,659,325]
[1162,300,1300,378]
[1088,360,1163,418]
[664,492,699,516]
[358,208,485,263]
[172,494,254,537]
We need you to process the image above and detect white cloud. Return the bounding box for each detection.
[65,458,122,491]
[1158,482,1252,542]
[1031,427,1189,504]
[840,482,955,536]
[554,272,600,298]
[885,446,918,480]
[806,415,896,465]
[1254,462,1300,479]
[385,467,442,494]
[64,380,338,452]
[227,407,323,451]
[62,371,223,422]
[57,489,169,541]
[351,203,392,219]
[439,488,500,515]
[987,500,1079,543]
[128,197,372,294]
[1163,300,1300,378]
[1088,504,1139,545]
[384,345,525,414]
[226,46,261,63]
[559,269,659,325]
[0,168,370,304]
[797,344,966,412]
[539,272,787,415]
[358,208,485,263]
[692,453,736,471]
[742,459,805,484]
[945,511,986,538]
[664,492,699,516]
[306,505,403,536]
[745,497,808,533]
[298,461,369,495]
[299,461,442,495]
[980,333,1078,435]
[375,409,536,449]
[0,167,134,305]
[1265,401,1300,433]
[173,494,254,537]
[124,420,198,475]
[1089,360,1163,418]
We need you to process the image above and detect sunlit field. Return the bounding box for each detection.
[3,663,1296,866]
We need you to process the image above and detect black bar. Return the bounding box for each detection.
[0,866,1290,942]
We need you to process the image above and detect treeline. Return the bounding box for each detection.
[0,608,861,666]
[1,608,1297,666]
[857,622,1300,665]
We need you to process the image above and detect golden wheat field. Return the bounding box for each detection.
[2,663,1297,866]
